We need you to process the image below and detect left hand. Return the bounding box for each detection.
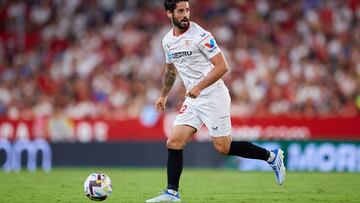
[185,85,203,99]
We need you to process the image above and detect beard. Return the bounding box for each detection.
[172,16,190,30]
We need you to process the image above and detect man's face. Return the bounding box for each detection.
[170,1,190,30]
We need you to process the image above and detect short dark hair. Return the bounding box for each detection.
[164,0,189,12]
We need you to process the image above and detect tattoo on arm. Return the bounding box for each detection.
[161,64,177,96]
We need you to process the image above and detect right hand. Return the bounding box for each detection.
[155,96,168,112]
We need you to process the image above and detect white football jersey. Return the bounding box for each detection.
[162,22,225,96]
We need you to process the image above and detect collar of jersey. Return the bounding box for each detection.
[172,22,192,37]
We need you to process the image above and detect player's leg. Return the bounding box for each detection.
[146,125,196,203]
[205,87,286,184]
[146,102,202,202]
[200,85,285,185]
[212,135,286,185]
[166,125,197,192]
[212,136,270,160]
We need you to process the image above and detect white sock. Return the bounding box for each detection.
[267,151,275,163]
[167,189,178,196]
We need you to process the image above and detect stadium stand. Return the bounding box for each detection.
[0,0,359,120]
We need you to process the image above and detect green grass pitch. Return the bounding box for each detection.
[0,168,359,203]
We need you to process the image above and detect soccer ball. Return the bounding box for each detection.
[84,173,112,201]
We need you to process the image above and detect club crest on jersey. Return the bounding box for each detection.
[203,38,217,52]
[185,40,192,47]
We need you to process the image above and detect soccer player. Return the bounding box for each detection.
[146,0,286,202]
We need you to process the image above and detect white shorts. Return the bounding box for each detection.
[173,84,231,137]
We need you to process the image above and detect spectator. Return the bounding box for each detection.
[0,0,358,119]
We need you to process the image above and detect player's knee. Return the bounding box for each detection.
[166,138,184,150]
[214,143,230,155]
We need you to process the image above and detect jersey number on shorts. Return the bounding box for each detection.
[179,104,188,114]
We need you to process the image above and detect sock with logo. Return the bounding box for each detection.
[228,141,270,161]
[167,148,183,191]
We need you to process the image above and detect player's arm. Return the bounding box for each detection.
[155,63,177,111]
[161,63,177,97]
[186,52,228,98]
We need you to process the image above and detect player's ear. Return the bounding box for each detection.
[166,10,173,18]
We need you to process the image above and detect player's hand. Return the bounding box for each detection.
[186,85,202,99]
[155,96,168,112]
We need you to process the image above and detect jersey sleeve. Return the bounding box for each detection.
[164,48,172,64]
[197,32,222,59]
[162,38,172,64]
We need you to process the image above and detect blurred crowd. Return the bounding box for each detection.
[0,0,359,120]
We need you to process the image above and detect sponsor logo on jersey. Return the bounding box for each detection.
[168,51,193,60]
[205,38,215,49]
[203,38,217,52]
